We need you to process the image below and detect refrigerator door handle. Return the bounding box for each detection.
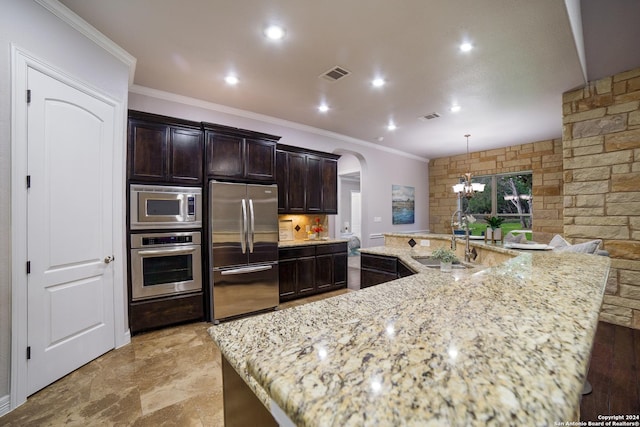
[240,199,247,254]
[248,198,255,253]
[220,264,273,275]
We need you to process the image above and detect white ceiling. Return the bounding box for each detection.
[58,0,640,159]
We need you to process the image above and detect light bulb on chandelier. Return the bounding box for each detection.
[452,134,485,198]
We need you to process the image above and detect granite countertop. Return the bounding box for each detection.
[209,240,610,426]
[278,238,349,248]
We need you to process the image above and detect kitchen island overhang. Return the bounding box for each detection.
[209,240,610,426]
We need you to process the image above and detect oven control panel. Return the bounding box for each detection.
[131,231,201,249]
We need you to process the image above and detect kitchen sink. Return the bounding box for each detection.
[412,256,471,269]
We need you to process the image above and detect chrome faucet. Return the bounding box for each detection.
[450,209,461,251]
[451,209,473,263]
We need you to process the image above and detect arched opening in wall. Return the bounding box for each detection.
[334,151,365,277]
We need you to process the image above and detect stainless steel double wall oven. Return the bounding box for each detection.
[129,185,203,301]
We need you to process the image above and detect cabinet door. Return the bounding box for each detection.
[276,150,288,213]
[206,132,244,179]
[245,138,276,182]
[397,260,415,278]
[321,158,338,214]
[169,127,203,184]
[287,152,306,213]
[306,155,322,212]
[296,256,316,295]
[333,253,348,288]
[278,258,297,300]
[360,269,397,288]
[361,254,397,274]
[128,120,168,182]
[315,254,333,290]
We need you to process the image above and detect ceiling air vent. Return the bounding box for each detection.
[419,112,441,121]
[320,66,351,82]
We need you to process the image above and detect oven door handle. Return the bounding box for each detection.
[220,265,273,276]
[137,247,198,257]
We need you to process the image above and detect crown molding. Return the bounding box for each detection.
[129,84,429,163]
[34,0,137,86]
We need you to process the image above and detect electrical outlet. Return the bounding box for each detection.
[373,217,382,223]
[420,239,430,247]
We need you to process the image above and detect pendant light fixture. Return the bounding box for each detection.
[452,134,485,198]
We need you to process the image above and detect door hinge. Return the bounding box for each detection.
[26,175,31,189]
[26,261,31,274]
[26,89,31,104]
[26,346,31,360]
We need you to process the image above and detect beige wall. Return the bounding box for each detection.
[562,67,640,329]
[428,139,564,242]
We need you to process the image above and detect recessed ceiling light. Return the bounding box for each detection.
[318,103,329,113]
[225,75,239,85]
[460,42,473,52]
[264,25,285,40]
[450,105,461,113]
[387,122,397,131]
[372,78,385,88]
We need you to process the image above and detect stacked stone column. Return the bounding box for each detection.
[563,67,640,328]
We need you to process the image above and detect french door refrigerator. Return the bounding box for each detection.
[209,181,279,321]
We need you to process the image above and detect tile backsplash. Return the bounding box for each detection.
[278,214,328,241]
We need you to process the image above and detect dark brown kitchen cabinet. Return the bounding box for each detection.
[278,242,347,301]
[360,253,414,288]
[204,123,279,183]
[277,258,297,299]
[296,256,316,295]
[316,243,348,290]
[321,158,338,214]
[277,149,305,213]
[305,155,322,212]
[278,246,316,301]
[128,111,203,185]
[129,293,204,334]
[277,144,340,214]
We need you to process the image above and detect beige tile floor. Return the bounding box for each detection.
[0,275,358,426]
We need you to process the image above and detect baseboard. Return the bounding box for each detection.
[0,394,11,417]
[116,329,131,349]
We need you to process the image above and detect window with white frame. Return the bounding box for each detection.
[460,172,533,229]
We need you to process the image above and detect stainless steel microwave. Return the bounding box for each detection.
[130,184,202,230]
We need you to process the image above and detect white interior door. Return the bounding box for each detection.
[26,66,116,395]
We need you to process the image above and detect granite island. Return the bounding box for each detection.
[209,233,610,426]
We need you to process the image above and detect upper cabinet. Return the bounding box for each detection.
[204,123,279,183]
[128,111,203,185]
[277,144,339,214]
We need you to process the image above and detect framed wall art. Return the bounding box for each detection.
[392,185,415,225]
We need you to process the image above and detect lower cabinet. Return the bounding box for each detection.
[129,292,204,334]
[360,253,414,288]
[279,243,348,302]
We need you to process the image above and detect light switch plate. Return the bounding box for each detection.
[373,217,382,222]
[420,239,430,246]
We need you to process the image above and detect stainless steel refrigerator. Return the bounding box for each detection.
[209,181,279,321]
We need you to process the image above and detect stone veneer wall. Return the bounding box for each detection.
[428,139,564,242]
[562,67,640,329]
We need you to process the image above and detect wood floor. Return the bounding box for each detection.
[580,321,640,421]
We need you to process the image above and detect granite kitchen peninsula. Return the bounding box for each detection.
[209,234,610,426]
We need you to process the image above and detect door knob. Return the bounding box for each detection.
[104,255,115,264]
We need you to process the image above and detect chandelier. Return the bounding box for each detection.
[452,134,485,199]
